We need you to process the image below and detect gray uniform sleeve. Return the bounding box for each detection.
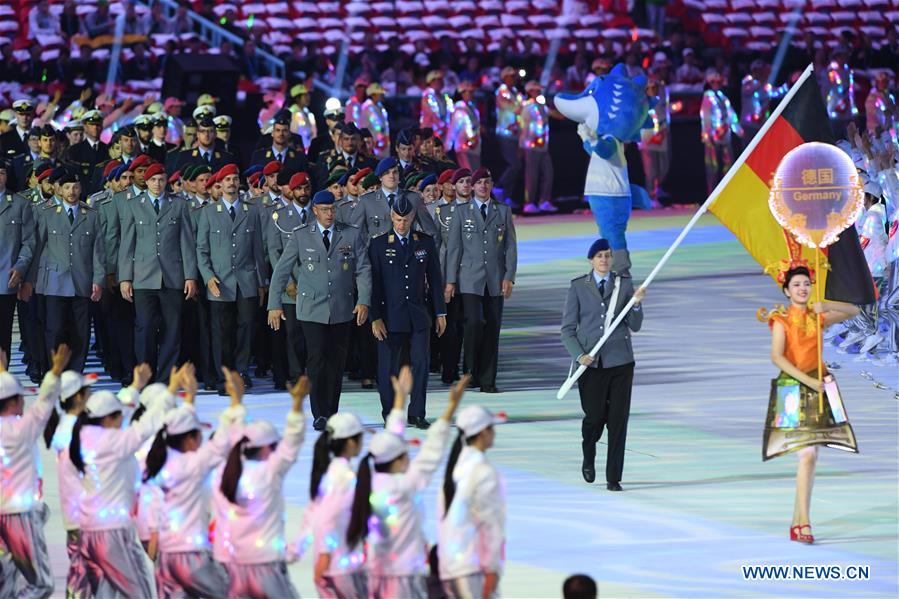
[354,229,372,307]
[252,209,267,287]
[117,202,135,283]
[503,206,517,283]
[104,200,121,278]
[445,204,462,286]
[179,201,198,281]
[13,200,36,275]
[560,283,586,360]
[622,278,644,333]
[195,207,215,285]
[415,204,441,251]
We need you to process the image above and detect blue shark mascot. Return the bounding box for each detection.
[554,64,653,274]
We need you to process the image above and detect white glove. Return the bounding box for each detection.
[577,123,597,144]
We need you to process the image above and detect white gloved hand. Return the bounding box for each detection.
[577,123,597,143]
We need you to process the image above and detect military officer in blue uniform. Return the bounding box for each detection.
[561,238,646,491]
[267,190,371,431]
[369,193,446,427]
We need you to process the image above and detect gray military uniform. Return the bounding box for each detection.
[0,191,36,294]
[196,198,267,302]
[268,222,371,323]
[560,272,643,370]
[117,192,198,289]
[445,199,517,296]
[348,188,441,248]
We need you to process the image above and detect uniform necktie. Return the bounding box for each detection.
[301,208,307,225]
[229,205,236,221]
[323,229,331,251]
[277,152,283,163]
[388,193,395,209]
[152,198,160,214]
[480,202,487,221]
[401,237,408,250]
[204,152,211,164]
[67,207,75,223]
[598,279,606,296]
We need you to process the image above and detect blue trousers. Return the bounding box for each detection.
[376,326,430,420]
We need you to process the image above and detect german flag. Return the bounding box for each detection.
[708,65,876,305]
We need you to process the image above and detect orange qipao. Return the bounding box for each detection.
[762,305,858,460]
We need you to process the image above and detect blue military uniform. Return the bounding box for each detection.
[368,195,445,423]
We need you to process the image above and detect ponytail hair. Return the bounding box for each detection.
[69,411,108,474]
[130,403,147,424]
[142,427,168,482]
[43,408,60,449]
[309,431,332,500]
[43,387,87,449]
[346,453,374,547]
[442,431,465,518]
[220,436,250,504]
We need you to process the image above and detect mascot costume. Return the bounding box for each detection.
[554,64,654,275]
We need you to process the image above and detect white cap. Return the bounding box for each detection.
[369,431,406,464]
[244,420,280,448]
[323,106,343,118]
[213,115,232,128]
[138,382,169,407]
[65,119,83,130]
[60,371,98,401]
[133,114,152,126]
[0,372,26,400]
[456,405,502,437]
[85,391,124,418]
[864,179,882,197]
[193,105,216,119]
[326,412,364,440]
[164,406,201,436]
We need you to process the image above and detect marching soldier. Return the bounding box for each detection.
[445,167,517,393]
[0,99,34,159]
[134,114,167,164]
[117,162,198,383]
[349,157,441,244]
[31,168,104,372]
[394,129,419,182]
[65,109,108,184]
[560,238,646,490]
[265,171,313,388]
[369,194,446,427]
[249,110,308,174]
[267,190,371,431]
[173,115,234,172]
[0,160,36,359]
[307,105,344,163]
[196,164,267,394]
[433,176,465,383]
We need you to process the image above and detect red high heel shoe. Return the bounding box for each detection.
[790,524,814,544]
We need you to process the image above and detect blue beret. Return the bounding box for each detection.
[587,238,611,259]
[392,192,413,217]
[375,157,398,177]
[396,128,414,146]
[243,164,263,178]
[418,173,437,191]
[109,164,128,182]
[312,190,335,206]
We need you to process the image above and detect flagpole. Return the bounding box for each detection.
[556,64,817,399]
[815,250,824,413]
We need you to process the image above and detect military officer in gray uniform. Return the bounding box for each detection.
[432,180,465,384]
[196,163,267,394]
[444,167,517,393]
[264,170,313,388]
[0,159,36,360]
[369,194,446,427]
[348,157,440,246]
[118,162,198,383]
[31,168,104,372]
[97,162,141,382]
[561,238,646,491]
[268,190,371,431]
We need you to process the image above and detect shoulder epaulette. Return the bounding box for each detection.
[79,201,92,210]
[371,229,387,238]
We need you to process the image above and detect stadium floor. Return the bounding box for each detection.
[16,208,898,598]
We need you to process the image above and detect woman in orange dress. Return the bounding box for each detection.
[765,266,859,544]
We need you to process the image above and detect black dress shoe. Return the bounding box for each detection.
[217,386,228,397]
[480,385,499,393]
[606,482,623,492]
[313,417,327,431]
[273,380,287,391]
[241,374,253,388]
[441,375,455,384]
[407,417,431,430]
[582,464,596,483]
